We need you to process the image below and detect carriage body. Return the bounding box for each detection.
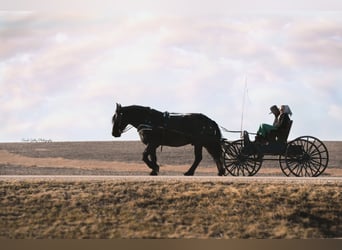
[221,120,329,177]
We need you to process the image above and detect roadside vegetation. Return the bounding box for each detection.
[1,180,341,239]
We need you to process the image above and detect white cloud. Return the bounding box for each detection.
[0,10,341,141]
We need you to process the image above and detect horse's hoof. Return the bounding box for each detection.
[184,172,194,176]
[150,171,158,176]
[217,171,226,176]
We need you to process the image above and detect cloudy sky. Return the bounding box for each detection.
[1,1,342,142]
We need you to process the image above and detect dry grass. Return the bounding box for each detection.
[1,180,341,239]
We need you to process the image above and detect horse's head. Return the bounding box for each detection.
[112,103,127,137]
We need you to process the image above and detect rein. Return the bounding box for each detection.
[220,126,257,135]
[121,125,134,133]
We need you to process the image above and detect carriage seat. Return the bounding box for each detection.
[268,120,293,143]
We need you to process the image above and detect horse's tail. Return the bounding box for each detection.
[200,118,226,175]
[213,120,222,139]
[193,114,222,140]
[206,117,222,139]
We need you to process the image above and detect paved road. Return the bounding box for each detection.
[1,175,342,184]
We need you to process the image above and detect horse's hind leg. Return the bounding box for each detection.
[184,145,202,176]
[205,142,225,176]
[142,144,160,175]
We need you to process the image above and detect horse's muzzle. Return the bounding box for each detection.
[112,130,122,137]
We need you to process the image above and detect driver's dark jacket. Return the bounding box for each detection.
[274,113,291,130]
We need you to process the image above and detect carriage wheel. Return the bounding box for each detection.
[222,139,262,176]
[279,154,292,176]
[280,136,329,177]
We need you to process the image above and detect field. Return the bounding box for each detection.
[1,141,341,176]
[0,141,342,239]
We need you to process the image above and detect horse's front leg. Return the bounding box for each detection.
[184,145,202,176]
[142,144,160,176]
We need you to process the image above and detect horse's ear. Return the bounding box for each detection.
[116,103,121,112]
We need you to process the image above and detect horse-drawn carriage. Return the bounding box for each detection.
[112,104,329,177]
[221,120,329,177]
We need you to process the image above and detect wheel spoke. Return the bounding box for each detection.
[284,136,329,177]
[279,155,292,176]
[222,139,261,176]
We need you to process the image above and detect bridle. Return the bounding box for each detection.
[121,124,134,133]
[113,111,133,135]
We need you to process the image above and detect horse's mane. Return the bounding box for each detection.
[123,105,163,115]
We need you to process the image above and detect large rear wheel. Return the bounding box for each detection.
[279,136,329,177]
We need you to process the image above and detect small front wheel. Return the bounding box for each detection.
[222,139,262,176]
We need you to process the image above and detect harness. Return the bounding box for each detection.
[162,111,189,129]
[137,112,187,141]
[137,111,220,144]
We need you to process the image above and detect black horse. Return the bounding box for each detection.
[112,103,225,176]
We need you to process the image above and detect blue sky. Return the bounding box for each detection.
[1,1,342,142]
